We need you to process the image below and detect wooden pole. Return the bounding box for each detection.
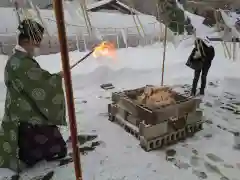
[161,25,167,86]
[53,0,83,179]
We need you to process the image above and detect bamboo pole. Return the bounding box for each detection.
[156,1,163,41]
[129,0,145,37]
[214,9,231,59]
[233,39,236,61]
[79,0,92,36]
[13,0,21,24]
[130,9,142,37]
[82,0,92,31]
[161,25,168,86]
[53,0,82,179]
[128,0,144,38]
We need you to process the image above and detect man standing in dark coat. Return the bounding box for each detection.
[186,37,215,96]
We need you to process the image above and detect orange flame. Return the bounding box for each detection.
[92,41,116,59]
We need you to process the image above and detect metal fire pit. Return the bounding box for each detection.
[108,85,203,151]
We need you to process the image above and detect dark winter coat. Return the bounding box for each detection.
[186,39,215,70]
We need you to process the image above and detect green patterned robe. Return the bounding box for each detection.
[0,50,67,172]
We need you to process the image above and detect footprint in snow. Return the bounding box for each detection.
[190,155,201,167]
[220,177,230,180]
[68,141,103,157]
[75,110,84,114]
[165,149,176,161]
[66,134,98,145]
[192,148,198,155]
[223,164,234,169]
[206,153,224,163]
[75,100,87,105]
[208,81,219,88]
[216,125,229,132]
[204,162,230,180]
[220,106,235,112]
[234,111,240,115]
[9,171,55,180]
[99,112,109,117]
[165,149,191,169]
[204,162,228,179]
[174,161,191,169]
[205,120,213,125]
[205,102,213,107]
[203,133,213,139]
[192,170,208,179]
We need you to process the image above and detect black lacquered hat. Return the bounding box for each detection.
[18,19,45,43]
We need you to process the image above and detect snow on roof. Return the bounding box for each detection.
[219,9,240,38]
[0,7,161,36]
[185,11,213,36]
[87,0,114,10]
[115,0,141,14]
[87,0,141,14]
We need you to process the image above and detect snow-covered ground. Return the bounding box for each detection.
[0,5,239,179]
[0,39,240,179]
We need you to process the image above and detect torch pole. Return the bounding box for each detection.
[70,50,94,69]
[53,0,82,179]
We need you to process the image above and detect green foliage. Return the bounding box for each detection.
[168,8,185,34]
[157,0,190,34]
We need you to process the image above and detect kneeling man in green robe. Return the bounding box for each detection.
[0,19,67,172]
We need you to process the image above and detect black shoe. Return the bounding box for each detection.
[191,89,196,96]
[200,89,204,95]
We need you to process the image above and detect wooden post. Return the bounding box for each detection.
[161,25,167,86]
[53,0,83,179]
